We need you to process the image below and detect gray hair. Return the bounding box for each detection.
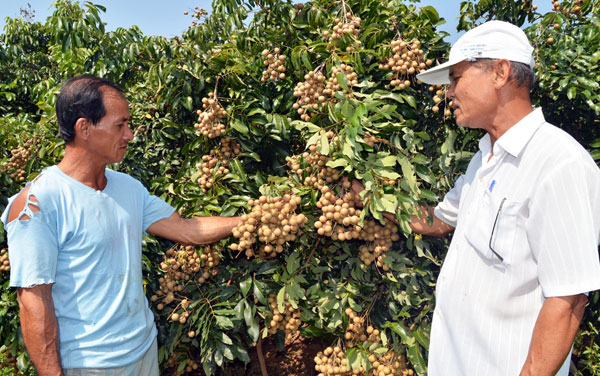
[472,58,535,91]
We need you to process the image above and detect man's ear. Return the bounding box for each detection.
[492,59,512,89]
[74,118,90,140]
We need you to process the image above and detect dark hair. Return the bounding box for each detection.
[56,75,125,143]
[472,58,536,91]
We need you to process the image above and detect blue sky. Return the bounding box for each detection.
[1,1,550,42]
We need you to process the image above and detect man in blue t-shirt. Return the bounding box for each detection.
[1,75,242,375]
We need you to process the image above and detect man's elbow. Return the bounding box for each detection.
[571,293,588,317]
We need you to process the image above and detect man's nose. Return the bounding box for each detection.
[124,125,134,141]
[447,84,455,99]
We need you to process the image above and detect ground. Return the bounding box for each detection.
[226,335,326,376]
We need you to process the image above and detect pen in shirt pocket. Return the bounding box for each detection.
[489,180,496,192]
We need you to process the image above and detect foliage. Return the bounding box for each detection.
[0,0,599,375]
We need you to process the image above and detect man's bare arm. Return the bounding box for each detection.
[16,285,63,376]
[382,206,453,238]
[147,212,242,245]
[346,178,454,238]
[408,206,454,237]
[520,294,588,376]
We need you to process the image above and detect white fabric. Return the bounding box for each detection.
[417,20,534,85]
[428,108,600,375]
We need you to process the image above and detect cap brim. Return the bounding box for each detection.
[416,59,462,85]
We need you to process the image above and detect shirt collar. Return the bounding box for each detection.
[479,107,546,158]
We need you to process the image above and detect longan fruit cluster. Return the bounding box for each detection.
[314,344,362,376]
[152,245,220,310]
[165,353,200,375]
[286,131,340,189]
[367,351,413,376]
[428,84,451,116]
[184,6,209,28]
[325,64,358,97]
[197,245,221,283]
[184,358,200,373]
[196,137,240,192]
[380,38,431,89]
[267,294,302,340]
[358,220,400,268]
[169,305,191,325]
[1,138,37,182]
[293,70,327,121]
[363,133,378,147]
[343,308,381,346]
[261,47,287,82]
[380,178,397,186]
[552,0,582,13]
[229,194,308,259]
[286,151,338,189]
[194,92,227,138]
[0,248,9,272]
[344,308,366,345]
[315,186,362,241]
[323,16,361,42]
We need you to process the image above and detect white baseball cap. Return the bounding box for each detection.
[416,20,535,85]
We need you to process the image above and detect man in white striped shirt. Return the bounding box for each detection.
[410,21,600,375]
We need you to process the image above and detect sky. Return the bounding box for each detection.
[0,1,551,42]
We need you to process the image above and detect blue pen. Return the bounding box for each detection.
[489,180,496,192]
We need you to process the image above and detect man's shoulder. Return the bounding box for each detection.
[535,122,594,161]
[105,168,143,186]
[530,122,600,180]
[104,168,150,199]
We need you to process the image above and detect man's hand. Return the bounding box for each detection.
[17,285,63,376]
[520,294,588,376]
[340,177,454,237]
[409,206,454,238]
[147,212,242,245]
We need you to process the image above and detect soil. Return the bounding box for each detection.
[226,335,326,376]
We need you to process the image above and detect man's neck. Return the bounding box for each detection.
[57,147,108,191]
[487,90,533,146]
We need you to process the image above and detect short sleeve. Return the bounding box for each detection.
[434,174,466,228]
[141,186,176,232]
[527,159,600,297]
[3,193,59,288]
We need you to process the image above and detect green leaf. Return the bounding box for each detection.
[286,252,301,275]
[240,275,252,297]
[231,119,249,135]
[398,156,417,193]
[336,72,349,92]
[319,132,330,155]
[326,158,350,168]
[402,94,417,109]
[277,286,286,313]
[301,50,313,70]
[215,316,234,330]
[220,332,233,345]
[378,155,397,167]
[407,344,427,375]
[420,6,440,23]
[291,120,321,132]
[177,359,188,372]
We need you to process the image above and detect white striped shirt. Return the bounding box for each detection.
[428,108,600,375]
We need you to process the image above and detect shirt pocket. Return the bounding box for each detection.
[464,194,522,265]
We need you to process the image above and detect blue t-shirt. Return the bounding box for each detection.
[0,166,175,368]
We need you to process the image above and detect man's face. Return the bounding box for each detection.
[447,60,498,131]
[87,89,133,164]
